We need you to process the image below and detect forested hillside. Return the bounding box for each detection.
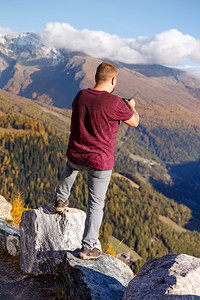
[117,98,200,164]
[0,90,72,135]
[115,98,200,224]
[0,114,68,207]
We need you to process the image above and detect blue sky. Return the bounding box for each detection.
[1,0,200,76]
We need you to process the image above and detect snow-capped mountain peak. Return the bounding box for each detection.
[0,32,63,65]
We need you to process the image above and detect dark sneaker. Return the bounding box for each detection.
[78,246,101,260]
[55,199,69,214]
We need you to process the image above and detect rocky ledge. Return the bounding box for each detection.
[64,250,133,300]
[19,207,134,299]
[19,206,86,275]
[123,253,200,299]
[2,205,200,299]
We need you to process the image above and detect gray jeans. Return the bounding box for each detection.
[56,160,112,249]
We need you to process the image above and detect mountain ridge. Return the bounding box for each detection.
[0,32,200,116]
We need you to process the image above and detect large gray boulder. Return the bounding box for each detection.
[19,206,86,275]
[0,195,13,221]
[0,218,20,256]
[64,250,134,300]
[123,253,200,299]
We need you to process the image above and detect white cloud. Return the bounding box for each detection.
[40,22,200,68]
[0,27,13,36]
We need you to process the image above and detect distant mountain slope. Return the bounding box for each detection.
[114,61,200,115]
[0,32,200,116]
[0,89,71,135]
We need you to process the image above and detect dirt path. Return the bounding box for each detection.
[0,252,68,300]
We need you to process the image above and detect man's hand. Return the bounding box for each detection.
[122,98,139,127]
[124,98,136,108]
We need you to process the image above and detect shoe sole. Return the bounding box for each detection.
[55,205,69,214]
[78,252,101,260]
[55,207,63,213]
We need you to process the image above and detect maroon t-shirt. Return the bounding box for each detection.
[67,88,133,170]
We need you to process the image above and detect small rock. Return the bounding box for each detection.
[123,253,200,299]
[64,250,134,300]
[6,235,20,256]
[0,195,13,221]
[0,218,20,256]
[19,206,86,275]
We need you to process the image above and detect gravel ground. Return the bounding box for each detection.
[0,252,69,300]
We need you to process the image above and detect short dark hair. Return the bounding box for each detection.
[95,62,118,82]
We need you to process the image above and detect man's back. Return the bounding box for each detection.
[67,88,133,170]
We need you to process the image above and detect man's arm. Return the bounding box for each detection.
[122,99,139,127]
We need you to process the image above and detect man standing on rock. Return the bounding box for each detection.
[55,62,139,260]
